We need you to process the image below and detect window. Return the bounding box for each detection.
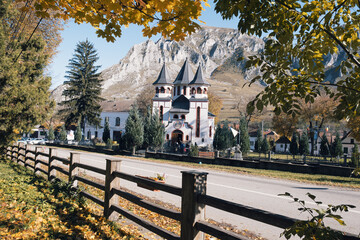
[344,147,348,154]
[166,134,169,140]
[204,88,207,94]
[167,87,171,93]
[197,87,202,94]
[173,114,179,119]
[177,86,181,95]
[209,126,212,137]
[115,117,120,126]
[87,130,91,140]
[351,139,354,144]
[160,87,165,93]
[196,107,200,137]
[183,86,187,95]
[186,135,189,141]
[180,114,186,120]
[95,131,98,138]
[156,87,159,93]
[192,88,196,94]
[160,106,163,121]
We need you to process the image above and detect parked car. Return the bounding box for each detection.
[28,138,46,145]
[16,137,30,145]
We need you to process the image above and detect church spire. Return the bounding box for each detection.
[153,63,172,85]
[173,59,194,85]
[190,64,210,86]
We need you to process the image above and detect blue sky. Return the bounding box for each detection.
[47,1,239,89]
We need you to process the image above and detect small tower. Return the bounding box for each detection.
[152,63,172,124]
[189,64,210,98]
[173,59,194,100]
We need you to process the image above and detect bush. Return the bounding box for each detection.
[106,138,113,150]
[188,144,199,157]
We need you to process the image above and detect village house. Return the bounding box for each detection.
[152,60,215,147]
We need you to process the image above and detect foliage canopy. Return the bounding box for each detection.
[215,0,360,120]
[21,0,209,42]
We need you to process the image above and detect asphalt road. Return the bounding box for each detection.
[33,146,360,239]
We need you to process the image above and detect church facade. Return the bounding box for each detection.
[152,59,215,147]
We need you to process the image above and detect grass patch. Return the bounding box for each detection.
[0,158,135,239]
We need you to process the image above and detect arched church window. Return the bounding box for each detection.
[209,126,212,137]
[192,88,196,94]
[197,87,202,94]
[167,87,171,93]
[115,117,120,126]
[166,134,169,140]
[196,107,200,137]
[204,88,207,94]
[177,86,181,95]
[160,87,165,93]
[160,106,163,121]
[156,87,159,93]
[186,135,189,141]
[173,114,179,119]
[180,115,186,120]
[183,86,187,95]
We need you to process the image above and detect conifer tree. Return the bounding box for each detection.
[331,132,343,158]
[213,121,234,151]
[320,133,330,157]
[75,123,82,142]
[351,144,359,168]
[299,132,310,155]
[261,138,270,154]
[48,126,55,141]
[124,105,144,155]
[102,118,110,143]
[290,132,299,156]
[59,125,67,142]
[143,107,164,150]
[60,40,103,133]
[239,117,250,155]
[254,129,263,153]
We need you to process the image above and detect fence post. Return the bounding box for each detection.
[17,143,21,163]
[69,152,80,187]
[180,170,208,240]
[104,159,121,221]
[48,148,57,181]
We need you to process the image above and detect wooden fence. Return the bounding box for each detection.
[4,143,360,240]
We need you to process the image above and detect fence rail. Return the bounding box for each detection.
[3,143,360,240]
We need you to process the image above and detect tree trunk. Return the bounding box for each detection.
[132,146,136,155]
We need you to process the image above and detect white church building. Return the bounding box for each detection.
[152,59,215,147]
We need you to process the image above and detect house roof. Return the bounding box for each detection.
[276,136,291,144]
[208,112,216,117]
[153,63,172,85]
[100,100,132,112]
[189,65,210,86]
[173,59,194,85]
[170,95,190,113]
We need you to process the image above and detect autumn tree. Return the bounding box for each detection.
[135,85,155,117]
[21,0,208,42]
[215,0,360,121]
[0,1,55,146]
[60,40,104,132]
[272,112,299,138]
[208,91,223,124]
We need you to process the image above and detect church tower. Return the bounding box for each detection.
[173,58,193,100]
[152,63,172,124]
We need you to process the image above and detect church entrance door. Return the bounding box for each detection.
[171,130,183,144]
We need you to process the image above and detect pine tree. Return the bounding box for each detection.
[60,40,104,132]
[319,133,330,157]
[143,107,164,150]
[331,132,343,158]
[261,138,270,154]
[124,105,144,155]
[254,129,263,153]
[351,144,359,168]
[290,132,299,156]
[48,126,55,141]
[59,125,67,142]
[75,123,82,142]
[213,121,234,151]
[239,117,250,155]
[299,131,310,155]
[102,118,110,143]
